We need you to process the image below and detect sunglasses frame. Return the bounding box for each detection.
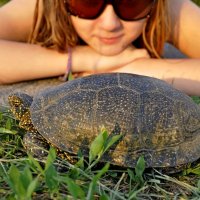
[66,0,156,21]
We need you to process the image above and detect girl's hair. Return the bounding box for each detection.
[142,0,171,57]
[29,0,170,58]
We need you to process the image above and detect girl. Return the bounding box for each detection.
[0,0,200,95]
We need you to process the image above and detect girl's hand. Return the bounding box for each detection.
[73,45,150,73]
[92,46,150,72]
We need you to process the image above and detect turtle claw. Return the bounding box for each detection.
[23,132,50,159]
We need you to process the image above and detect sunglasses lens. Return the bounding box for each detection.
[67,0,155,21]
[67,0,104,19]
[115,0,154,20]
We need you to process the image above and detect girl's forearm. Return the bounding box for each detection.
[0,41,112,84]
[111,58,200,96]
[0,40,115,84]
[0,40,68,84]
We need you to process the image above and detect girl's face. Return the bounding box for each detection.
[71,5,147,56]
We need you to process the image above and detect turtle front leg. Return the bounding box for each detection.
[23,132,77,165]
[23,132,50,159]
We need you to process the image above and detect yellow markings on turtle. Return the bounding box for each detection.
[20,111,37,132]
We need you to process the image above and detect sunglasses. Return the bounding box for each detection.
[65,0,156,21]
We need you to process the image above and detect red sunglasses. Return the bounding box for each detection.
[65,0,156,21]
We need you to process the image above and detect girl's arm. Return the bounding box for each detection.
[110,58,200,96]
[0,0,35,41]
[0,39,68,83]
[168,0,200,58]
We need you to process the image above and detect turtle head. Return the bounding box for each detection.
[8,93,33,121]
[8,93,36,132]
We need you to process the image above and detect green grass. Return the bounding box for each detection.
[1,103,200,199]
[193,0,200,5]
[0,0,9,6]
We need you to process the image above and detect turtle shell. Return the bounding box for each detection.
[30,73,200,168]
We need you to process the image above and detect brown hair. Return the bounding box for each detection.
[29,0,171,58]
[142,0,171,57]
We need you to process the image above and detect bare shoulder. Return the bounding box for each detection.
[0,0,40,42]
[168,0,200,58]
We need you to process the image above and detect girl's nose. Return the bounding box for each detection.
[98,5,121,31]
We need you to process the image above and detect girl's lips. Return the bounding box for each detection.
[98,35,123,45]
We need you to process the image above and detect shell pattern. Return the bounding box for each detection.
[29,73,200,168]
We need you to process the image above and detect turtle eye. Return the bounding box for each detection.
[8,96,23,107]
[13,100,22,107]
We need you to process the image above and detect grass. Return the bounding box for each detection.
[1,101,200,199]
[0,0,9,6]
[193,0,200,5]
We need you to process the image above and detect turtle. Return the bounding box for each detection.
[8,73,200,170]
